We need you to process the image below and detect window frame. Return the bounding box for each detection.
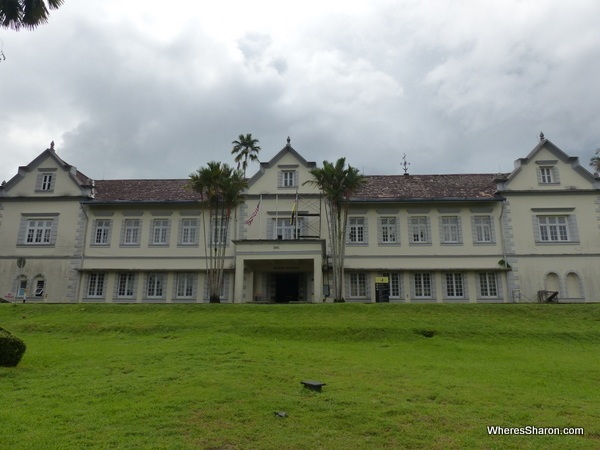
[25,219,53,245]
[281,170,296,187]
[380,217,398,244]
[87,273,106,298]
[348,217,366,244]
[538,215,569,242]
[413,272,432,298]
[349,272,367,298]
[409,216,429,244]
[445,272,464,298]
[93,219,111,245]
[180,219,198,245]
[479,272,498,298]
[440,216,461,244]
[122,219,141,246]
[473,215,493,243]
[117,273,135,298]
[151,218,170,246]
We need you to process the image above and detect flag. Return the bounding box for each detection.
[245,199,261,225]
[290,200,297,226]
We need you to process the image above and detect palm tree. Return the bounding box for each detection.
[189,162,247,302]
[305,158,367,302]
[231,134,261,177]
[1,0,64,30]
[590,148,600,176]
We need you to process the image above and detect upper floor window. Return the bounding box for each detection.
[93,219,111,245]
[409,216,429,244]
[538,216,569,242]
[348,217,366,244]
[122,219,141,246]
[151,219,170,245]
[536,162,559,185]
[25,220,53,244]
[281,170,296,188]
[440,216,461,244]
[379,217,398,244]
[211,217,228,245]
[274,218,298,240]
[540,167,553,183]
[473,216,494,243]
[180,219,198,245]
[41,174,53,191]
[36,171,56,192]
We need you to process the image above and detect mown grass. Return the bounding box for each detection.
[1,303,599,449]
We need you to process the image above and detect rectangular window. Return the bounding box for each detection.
[479,273,498,297]
[274,218,297,240]
[473,216,492,243]
[176,273,194,298]
[25,220,53,244]
[211,217,228,245]
[180,219,197,245]
[441,216,460,243]
[41,173,53,191]
[87,273,105,297]
[147,273,164,298]
[414,273,432,298]
[152,219,169,245]
[350,273,366,297]
[94,219,111,245]
[380,217,397,243]
[540,167,553,183]
[282,170,295,187]
[409,217,429,243]
[117,273,135,297]
[538,216,569,242]
[34,279,45,297]
[123,219,141,245]
[17,279,27,297]
[445,273,464,298]
[349,217,365,243]
[382,272,401,298]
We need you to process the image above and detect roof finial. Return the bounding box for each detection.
[402,153,410,176]
[539,132,545,141]
[286,136,291,147]
[50,141,55,151]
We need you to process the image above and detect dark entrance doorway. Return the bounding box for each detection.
[275,273,299,303]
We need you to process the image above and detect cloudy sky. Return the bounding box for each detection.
[1,0,600,183]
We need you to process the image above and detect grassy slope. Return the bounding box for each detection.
[1,303,599,449]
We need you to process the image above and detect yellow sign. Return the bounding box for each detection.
[375,277,389,283]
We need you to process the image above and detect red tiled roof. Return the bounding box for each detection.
[353,174,504,201]
[93,179,200,202]
[90,173,505,203]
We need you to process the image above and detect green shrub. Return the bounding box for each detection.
[0,326,26,367]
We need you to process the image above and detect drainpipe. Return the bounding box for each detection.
[77,203,90,303]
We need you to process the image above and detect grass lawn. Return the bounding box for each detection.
[1,303,599,449]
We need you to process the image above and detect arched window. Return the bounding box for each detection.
[16,276,27,298]
[545,272,560,294]
[565,272,583,299]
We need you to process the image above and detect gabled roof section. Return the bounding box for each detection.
[246,137,316,188]
[353,173,503,202]
[0,143,94,197]
[501,137,597,188]
[91,179,200,203]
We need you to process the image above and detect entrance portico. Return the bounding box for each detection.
[233,239,325,303]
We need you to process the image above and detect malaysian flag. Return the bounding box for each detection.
[245,198,261,225]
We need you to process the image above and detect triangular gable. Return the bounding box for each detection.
[0,144,94,198]
[246,137,317,190]
[499,137,598,190]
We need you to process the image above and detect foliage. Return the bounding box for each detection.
[1,303,599,449]
[0,326,26,367]
[590,147,600,175]
[189,162,247,302]
[1,0,64,30]
[231,133,261,178]
[305,158,367,301]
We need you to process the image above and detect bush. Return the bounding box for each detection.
[0,327,26,367]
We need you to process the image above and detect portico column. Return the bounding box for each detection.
[312,256,323,303]
[234,255,245,303]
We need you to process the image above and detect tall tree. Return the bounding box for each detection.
[189,162,247,302]
[590,148,600,175]
[1,0,64,30]
[231,133,261,177]
[305,158,367,302]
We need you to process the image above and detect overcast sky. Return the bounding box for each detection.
[1,0,600,183]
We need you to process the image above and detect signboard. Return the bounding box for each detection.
[375,276,389,284]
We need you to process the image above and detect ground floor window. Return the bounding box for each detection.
[382,272,401,298]
[176,273,195,298]
[445,273,464,298]
[413,273,432,298]
[349,272,367,297]
[87,273,105,297]
[117,273,135,298]
[147,273,165,298]
[479,272,498,297]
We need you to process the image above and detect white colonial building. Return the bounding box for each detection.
[1,137,599,303]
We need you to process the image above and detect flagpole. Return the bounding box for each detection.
[295,189,299,239]
[258,195,262,240]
